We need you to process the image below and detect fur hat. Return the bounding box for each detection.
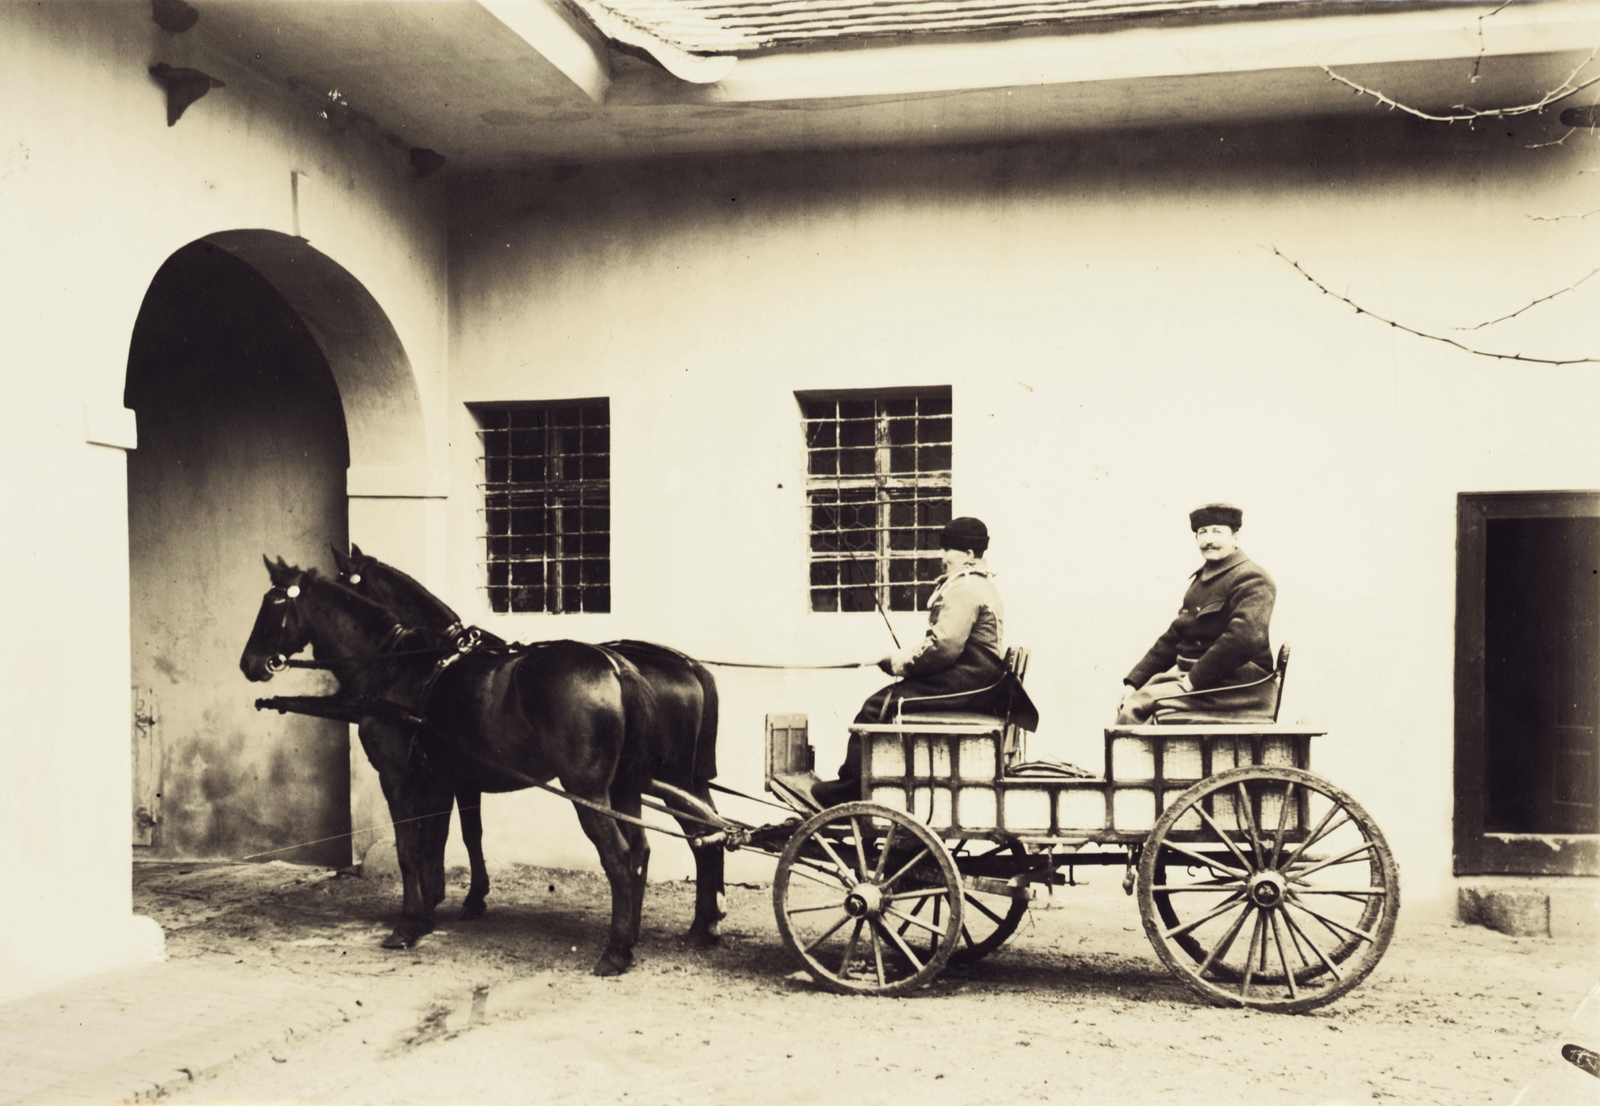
[1189,503,1243,531]
[940,516,989,553]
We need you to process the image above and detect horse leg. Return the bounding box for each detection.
[572,804,638,976]
[610,789,651,944]
[680,780,727,948]
[360,725,441,950]
[457,789,490,920]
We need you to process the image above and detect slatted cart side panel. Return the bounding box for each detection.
[1102,726,1320,842]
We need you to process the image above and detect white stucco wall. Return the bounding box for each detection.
[443,117,1600,917]
[0,4,448,1000]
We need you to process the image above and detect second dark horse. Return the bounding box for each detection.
[239,557,718,976]
[330,544,727,950]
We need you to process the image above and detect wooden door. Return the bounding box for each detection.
[1456,492,1600,875]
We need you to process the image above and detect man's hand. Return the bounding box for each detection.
[875,653,896,675]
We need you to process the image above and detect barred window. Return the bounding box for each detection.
[801,388,952,613]
[472,399,610,614]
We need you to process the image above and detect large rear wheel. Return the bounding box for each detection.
[1136,766,1399,1014]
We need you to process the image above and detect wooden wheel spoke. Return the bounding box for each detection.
[1233,780,1267,869]
[849,816,871,881]
[813,831,860,887]
[1161,842,1249,880]
[1281,905,1344,982]
[870,919,886,986]
[1194,805,1257,873]
[786,901,848,916]
[1196,902,1254,980]
[1269,781,1295,869]
[1282,807,1352,870]
[884,886,950,906]
[1285,899,1378,945]
[1149,880,1247,894]
[874,917,928,972]
[786,858,852,889]
[1287,886,1388,898]
[1240,910,1266,996]
[881,846,934,893]
[1268,910,1299,1000]
[872,821,898,881]
[801,911,855,955]
[884,904,948,938]
[1289,840,1375,880]
[838,919,864,979]
[1162,891,1248,941]
[963,892,1008,927]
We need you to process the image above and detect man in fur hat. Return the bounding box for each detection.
[1116,503,1277,725]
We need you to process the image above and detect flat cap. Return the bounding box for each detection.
[1189,502,1243,531]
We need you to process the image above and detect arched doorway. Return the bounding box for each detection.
[125,233,426,867]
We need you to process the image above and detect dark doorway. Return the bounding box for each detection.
[126,240,351,866]
[1457,492,1600,875]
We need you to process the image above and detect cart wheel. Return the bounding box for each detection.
[773,802,963,996]
[1137,766,1399,1014]
[946,838,1031,964]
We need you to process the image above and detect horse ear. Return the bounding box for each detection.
[264,554,290,586]
[330,544,350,572]
[350,542,364,558]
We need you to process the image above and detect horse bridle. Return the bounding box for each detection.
[260,576,412,678]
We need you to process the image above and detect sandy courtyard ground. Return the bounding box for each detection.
[130,857,1597,1106]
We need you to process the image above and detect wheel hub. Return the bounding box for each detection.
[844,883,884,919]
[1247,870,1288,909]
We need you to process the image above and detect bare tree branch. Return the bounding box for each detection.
[1453,267,1600,329]
[1269,247,1600,365]
[1471,0,1517,84]
[1528,207,1600,221]
[1321,48,1600,124]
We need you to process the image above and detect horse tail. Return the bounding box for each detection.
[688,657,718,784]
[594,644,661,787]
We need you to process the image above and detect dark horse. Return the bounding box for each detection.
[331,544,726,947]
[239,558,661,975]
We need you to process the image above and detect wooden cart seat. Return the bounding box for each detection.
[1149,643,1291,724]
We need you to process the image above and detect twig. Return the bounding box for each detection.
[1527,207,1600,222]
[1525,129,1576,149]
[1321,47,1600,124]
[1454,267,1600,329]
[1471,0,1516,84]
[1269,246,1600,366]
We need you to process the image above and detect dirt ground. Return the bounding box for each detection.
[131,856,1596,1106]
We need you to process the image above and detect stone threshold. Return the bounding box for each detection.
[1457,876,1600,940]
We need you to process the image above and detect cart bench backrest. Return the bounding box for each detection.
[1150,642,1292,724]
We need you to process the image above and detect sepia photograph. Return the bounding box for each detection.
[3,0,1600,1103]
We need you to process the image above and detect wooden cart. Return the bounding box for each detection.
[754,646,1399,1012]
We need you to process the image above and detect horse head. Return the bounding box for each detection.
[239,555,315,682]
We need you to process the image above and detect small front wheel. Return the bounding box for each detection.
[1137,766,1399,1014]
[773,802,963,995]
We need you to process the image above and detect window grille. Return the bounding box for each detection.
[472,399,610,614]
[800,388,952,613]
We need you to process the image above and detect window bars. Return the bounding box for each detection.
[801,388,952,613]
[473,399,610,614]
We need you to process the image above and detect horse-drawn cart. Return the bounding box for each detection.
[742,648,1399,1012]
[244,556,1396,1012]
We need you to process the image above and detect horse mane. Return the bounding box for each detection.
[355,554,462,628]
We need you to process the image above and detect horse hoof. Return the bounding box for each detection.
[460,898,487,921]
[684,924,721,949]
[381,932,414,950]
[591,950,633,977]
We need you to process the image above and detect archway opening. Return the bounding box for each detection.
[126,240,351,866]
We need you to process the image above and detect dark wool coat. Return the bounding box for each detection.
[1125,550,1276,691]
